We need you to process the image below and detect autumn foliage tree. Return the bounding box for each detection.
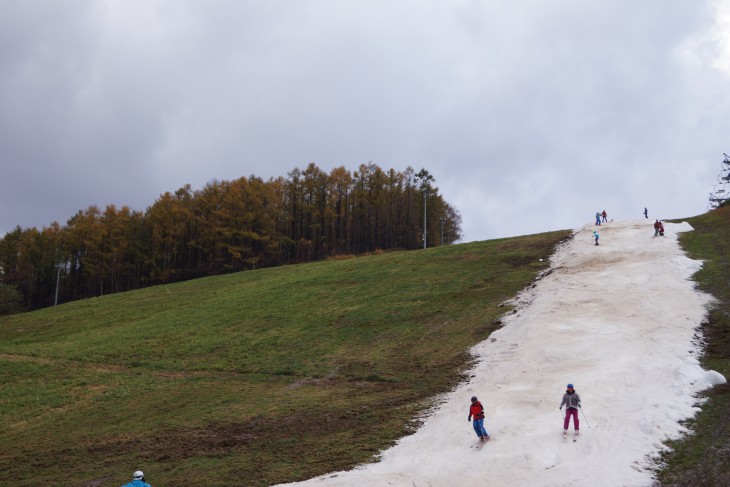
[0,164,461,312]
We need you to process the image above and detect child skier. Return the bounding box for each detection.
[593,230,599,246]
[559,384,581,440]
[468,396,490,441]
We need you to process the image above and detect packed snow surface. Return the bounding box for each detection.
[278,220,726,487]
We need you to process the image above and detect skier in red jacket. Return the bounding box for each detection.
[468,396,490,441]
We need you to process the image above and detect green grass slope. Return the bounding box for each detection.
[657,206,730,486]
[0,230,570,487]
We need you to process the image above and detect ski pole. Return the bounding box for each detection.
[559,407,564,421]
[579,406,591,428]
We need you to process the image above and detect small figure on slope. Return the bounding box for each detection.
[559,384,581,441]
[468,396,490,442]
[601,210,607,223]
[595,212,601,226]
[644,207,648,219]
[653,219,665,237]
[593,230,599,246]
[121,471,153,487]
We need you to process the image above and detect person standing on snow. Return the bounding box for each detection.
[593,230,599,246]
[659,221,665,236]
[601,210,607,223]
[559,384,581,439]
[121,471,152,487]
[595,212,601,226]
[468,396,490,441]
[654,219,662,237]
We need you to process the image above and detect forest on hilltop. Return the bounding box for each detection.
[0,163,461,312]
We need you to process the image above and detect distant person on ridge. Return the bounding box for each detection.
[593,230,599,246]
[468,396,490,442]
[595,212,601,226]
[644,207,648,218]
[654,219,662,237]
[659,221,665,237]
[601,210,607,223]
[559,384,582,440]
[121,471,152,487]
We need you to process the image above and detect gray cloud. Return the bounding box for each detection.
[2,0,729,242]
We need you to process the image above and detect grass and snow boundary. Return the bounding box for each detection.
[278,220,726,487]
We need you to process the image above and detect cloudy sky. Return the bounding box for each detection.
[2,1,729,243]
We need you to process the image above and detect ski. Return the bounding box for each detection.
[562,430,580,441]
[471,435,492,449]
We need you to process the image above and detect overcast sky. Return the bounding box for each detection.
[2,1,729,243]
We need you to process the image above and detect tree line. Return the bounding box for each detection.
[0,163,461,313]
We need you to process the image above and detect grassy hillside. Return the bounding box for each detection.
[657,206,730,486]
[0,230,570,487]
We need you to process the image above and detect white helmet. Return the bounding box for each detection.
[133,471,144,480]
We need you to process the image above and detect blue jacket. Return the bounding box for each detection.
[121,480,152,487]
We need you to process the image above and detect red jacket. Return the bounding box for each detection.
[469,401,485,421]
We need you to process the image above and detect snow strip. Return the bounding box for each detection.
[276,220,726,487]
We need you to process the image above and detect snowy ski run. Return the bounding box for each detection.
[277,220,727,487]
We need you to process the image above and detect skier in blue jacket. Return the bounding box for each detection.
[121,471,152,487]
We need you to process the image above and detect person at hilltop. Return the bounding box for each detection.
[593,230,599,246]
[559,384,582,440]
[659,221,665,237]
[644,207,648,219]
[595,212,601,226]
[601,210,607,223]
[654,219,662,237]
[468,396,490,442]
[121,471,152,487]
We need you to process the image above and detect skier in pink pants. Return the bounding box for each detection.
[559,383,582,440]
